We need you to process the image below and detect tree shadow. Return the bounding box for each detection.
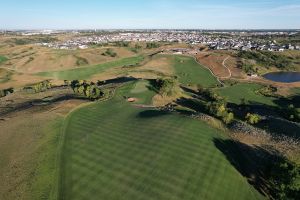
[257,117,300,139]
[137,110,170,118]
[97,76,138,86]
[226,100,300,140]
[144,79,162,94]
[0,94,87,117]
[176,97,207,113]
[213,138,282,198]
[273,94,300,108]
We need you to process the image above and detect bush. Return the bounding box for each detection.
[268,158,300,199]
[102,49,117,57]
[256,85,279,97]
[114,41,130,47]
[286,104,300,122]
[0,87,14,97]
[70,80,103,100]
[146,42,160,49]
[207,97,234,124]
[238,50,292,70]
[245,113,261,124]
[75,56,89,66]
[23,80,51,93]
[150,78,179,97]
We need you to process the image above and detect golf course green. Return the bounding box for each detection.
[60,81,263,200]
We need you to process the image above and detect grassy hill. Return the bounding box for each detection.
[60,81,263,200]
[216,83,277,106]
[172,55,218,87]
[37,56,144,80]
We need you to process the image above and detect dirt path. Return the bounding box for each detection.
[194,56,232,85]
[221,56,231,79]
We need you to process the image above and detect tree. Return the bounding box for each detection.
[207,98,234,124]
[287,104,300,122]
[77,85,85,95]
[69,80,103,100]
[64,80,71,86]
[146,42,160,49]
[245,113,261,124]
[269,159,300,199]
[223,112,234,124]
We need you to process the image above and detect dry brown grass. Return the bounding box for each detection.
[224,56,246,78]
[232,133,300,164]
[139,56,173,76]
[0,73,47,89]
[196,52,232,78]
[0,42,136,73]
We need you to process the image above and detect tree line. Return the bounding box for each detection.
[238,50,292,70]
[23,80,52,93]
[65,80,103,100]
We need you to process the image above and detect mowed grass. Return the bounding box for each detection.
[36,56,144,80]
[216,83,276,106]
[171,55,218,87]
[61,81,263,200]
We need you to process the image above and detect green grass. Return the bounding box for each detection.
[0,55,8,64]
[171,55,218,87]
[37,56,144,80]
[216,83,277,106]
[61,81,263,200]
[291,87,300,96]
[30,118,64,200]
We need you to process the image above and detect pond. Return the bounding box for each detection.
[263,72,300,83]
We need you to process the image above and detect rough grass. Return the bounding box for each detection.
[61,81,263,200]
[0,113,63,200]
[0,55,8,64]
[36,56,144,80]
[171,55,218,87]
[0,68,14,83]
[216,83,276,106]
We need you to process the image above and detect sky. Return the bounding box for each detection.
[0,0,300,30]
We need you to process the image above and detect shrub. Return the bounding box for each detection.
[245,113,261,124]
[207,98,234,124]
[102,48,117,57]
[256,85,279,97]
[150,78,179,97]
[23,80,52,93]
[70,80,103,100]
[146,42,160,49]
[238,50,292,70]
[0,87,14,97]
[268,159,300,199]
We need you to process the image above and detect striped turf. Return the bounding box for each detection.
[61,81,264,200]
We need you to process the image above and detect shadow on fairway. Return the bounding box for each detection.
[137,110,170,118]
[214,138,274,196]
[213,138,298,199]
[176,97,206,113]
